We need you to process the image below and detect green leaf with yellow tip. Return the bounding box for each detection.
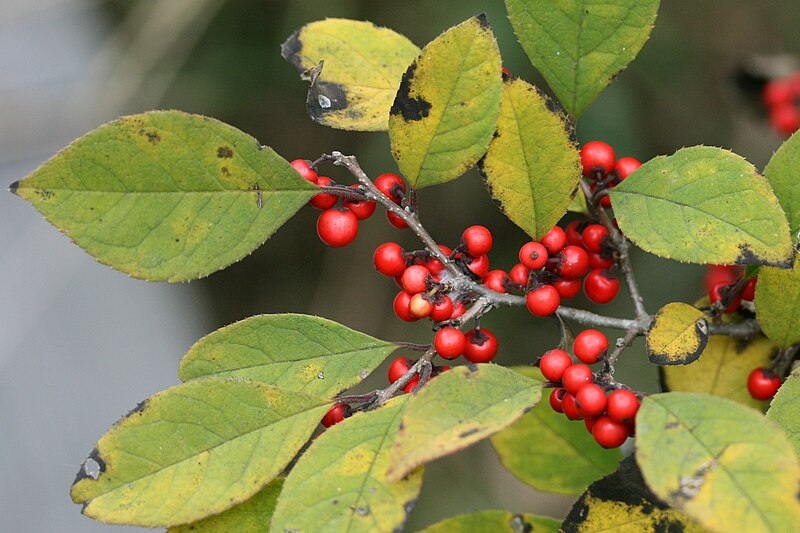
[70,378,327,528]
[479,78,582,239]
[755,254,800,348]
[386,364,541,482]
[281,19,420,131]
[271,397,422,533]
[11,111,316,282]
[646,302,709,366]
[610,147,794,267]
[767,368,800,457]
[505,0,660,117]
[420,510,560,533]
[178,314,397,398]
[388,15,502,189]
[635,392,800,533]
[491,367,621,495]
[764,130,800,244]
[562,456,709,533]
[168,479,283,533]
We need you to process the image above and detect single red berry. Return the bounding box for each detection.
[386,210,409,229]
[704,264,740,292]
[343,185,376,219]
[584,269,620,304]
[526,285,561,317]
[465,254,490,278]
[747,367,781,400]
[741,277,757,301]
[581,224,609,253]
[430,294,455,322]
[573,329,609,364]
[581,141,616,177]
[290,159,318,183]
[588,251,615,270]
[501,67,512,78]
[562,364,593,395]
[625,420,636,438]
[709,281,741,313]
[463,328,498,363]
[606,389,639,424]
[562,392,583,420]
[539,349,573,382]
[770,103,800,135]
[557,246,590,279]
[541,226,567,254]
[483,269,509,293]
[408,293,434,319]
[553,278,582,299]
[565,220,586,247]
[613,157,642,180]
[575,384,608,418]
[762,79,795,107]
[435,327,467,360]
[509,263,531,285]
[388,356,413,383]
[450,300,467,320]
[400,265,431,294]
[373,242,406,277]
[321,403,348,428]
[592,416,628,448]
[374,173,406,203]
[393,291,417,322]
[462,225,493,257]
[421,245,452,276]
[584,418,596,433]
[549,388,566,413]
[519,241,549,270]
[309,176,338,210]
[403,375,420,394]
[317,208,358,247]
[599,192,612,209]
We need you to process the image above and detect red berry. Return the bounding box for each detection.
[581,141,616,177]
[557,246,589,279]
[400,265,431,294]
[584,269,620,304]
[388,356,413,383]
[408,293,434,319]
[321,403,347,428]
[374,243,406,277]
[762,79,795,107]
[575,384,608,418]
[403,375,420,394]
[584,418,596,433]
[509,263,531,285]
[592,415,628,448]
[386,210,409,229]
[588,251,615,270]
[483,269,509,293]
[462,225,493,257]
[613,157,642,180]
[539,349,573,382]
[501,67,512,77]
[741,277,757,301]
[549,388,566,413]
[393,291,417,322]
[566,220,586,247]
[518,241,548,270]
[463,328,498,363]
[431,294,455,322]
[573,329,609,364]
[770,103,800,135]
[562,393,583,420]
[343,185,376,219]
[465,254,490,278]
[290,159,318,183]
[704,265,740,291]
[606,389,639,424]
[450,300,467,320]
[317,208,358,247]
[747,367,781,400]
[309,176,338,210]
[526,285,561,317]
[541,226,567,254]
[553,278,582,299]
[562,364,593,395]
[581,224,609,253]
[709,281,741,313]
[421,245,452,276]
[374,173,406,203]
[435,327,466,360]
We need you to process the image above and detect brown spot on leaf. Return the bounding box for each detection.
[217,146,234,159]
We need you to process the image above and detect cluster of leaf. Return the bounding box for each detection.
[9,0,800,531]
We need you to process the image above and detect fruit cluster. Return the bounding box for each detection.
[579,140,641,209]
[762,73,800,136]
[539,330,640,448]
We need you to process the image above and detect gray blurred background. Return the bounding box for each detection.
[1,1,798,531]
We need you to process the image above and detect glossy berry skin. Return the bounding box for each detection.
[435,327,466,360]
[575,384,608,418]
[549,388,566,413]
[562,364,593,395]
[592,416,628,448]
[290,159,318,183]
[541,226,567,255]
[464,328,498,363]
[709,281,741,313]
[388,356,413,383]
[403,375,420,394]
[386,210,409,229]
[573,329,609,364]
[613,157,642,180]
[581,141,616,177]
[465,254,490,278]
[606,389,639,424]
[317,208,358,247]
[526,285,561,317]
[561,393,583,420]
[430,295,454,322]
[421,245,452,276]
[374,173,406,203]
[747,367,781,400]
[400,265,431,294]
[557,246,590,279]
[321,404,347,428]
[343,185,376,220]
[462,225,493,257]
[553,278,582,299]
[741,277,757,301]
[565,220,586,247]
[483,270,509,293]
[509,263,530,285]
[373,242,406,277]
[581,224,609,253]
[393,291,417,322]
[309,176,338,210]
[518,241,548,270]
[584,269,620,304]
[539,349,573,382]
[449,301,466,320]
[588,251,615,270]
[408,293,434,319]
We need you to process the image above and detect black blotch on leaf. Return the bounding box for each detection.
[467,363,479,373]
[280,29,304,72]
[221,166,230,176]
[476,13,491,29]
[125,399,149,418]
[307,80,350,122]
[8,180,19,195]
[391,62,432,122]
[72,447,107,485]
[655,519,686,533]
[459,428,480,439]
[737,243,794,268]
[138,128,160,144]
[509,514,533,533]
[217,146,234,159]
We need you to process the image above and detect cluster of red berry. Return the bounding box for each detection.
[580,140,641,209]
[539,330,639,448]
[762,73,800,136]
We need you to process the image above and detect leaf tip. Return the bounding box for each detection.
[8,180,20,195]
[281,28,303,71]
[476,12,490,29]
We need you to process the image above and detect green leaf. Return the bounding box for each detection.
[505,0,659,117]
[168,479,283,533]
[388,15,502,189]
[281,19,420,131]
[71,378,327,527]
[610,147,794,267]
[179,314,396,398]
[635,392,800,533]
[387,364,541,482]
[491,367,621,495]
[11,111,316,282]
[661,332,777,410]
[755,254,800,348]
[767,368,800,457]
[479,78,582,239]
[271,397,422,533]
[420,510,560,533]
[562,456,709,533]
[646,302,709,366]
[763,129,800,244]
